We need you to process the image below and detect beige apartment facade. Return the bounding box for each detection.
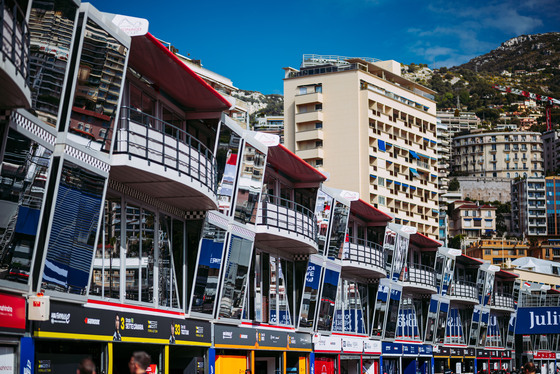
[283,55,439,238]
[452,131,544,178]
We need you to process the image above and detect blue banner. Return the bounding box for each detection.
[515,307,560,334]
[20,337,34,374]
[446,308,463,339]
[207,347,215,374]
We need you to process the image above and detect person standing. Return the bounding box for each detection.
[524,362,536,374]
[128,352,151,374]
[77,358,96,374]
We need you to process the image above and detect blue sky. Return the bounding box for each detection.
[91,0,559,94]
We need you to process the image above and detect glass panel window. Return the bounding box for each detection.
[90,197,121,298]
[298,258,321,329]
[28,0,78,127]
[216,125,241,216]
[218,235,254,319]
[315,190,333,255]
[190,221,227,315]
[268,256,293,326]
[327,201,350,259]
[158,213,180,308]
[316,267,340,331]
[68,19,128,152]
[41,161,105,294]
[233,143,265,224]
[0,130,52,286]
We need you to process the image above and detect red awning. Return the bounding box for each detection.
[457,254,484,266]
[350,199,392,224]
[496,269,519,279]
[410,232,441,249]
[129,33,231,112]
[267,144,327,183]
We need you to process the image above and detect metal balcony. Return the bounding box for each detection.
[0,0,31,108]
[254,194,318,255]
[492,293,515,311]
[449,280,478,303]
[111,106,218,211]
[341,236,386,278]
[401,263,436,292]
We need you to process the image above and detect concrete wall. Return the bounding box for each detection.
[457,177,512,203]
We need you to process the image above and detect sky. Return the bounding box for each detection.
[91,0,559,95]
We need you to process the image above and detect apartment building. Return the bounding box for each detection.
[542,130,560,174]
[452,132,544,179]
[448,201,497,240]
[283,55,440,238]
[436,118,451,199]
[437,110,481,137]
[511,178,547,237]
[546,176,560,236]
[465,239,544,265]
[254,115,284,142]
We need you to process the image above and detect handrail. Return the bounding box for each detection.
[402,263,436,287]
[115,106,217,192]
[449,280,478,300]
[342,236,385,269]
[520,294,560,307]
[256,194,316,242]
[1,0,29,85]
[492,293,515,309]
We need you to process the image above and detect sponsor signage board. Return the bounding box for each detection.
[363,339,382,354]
[257,330,287,349]
[515,307,560,334]
[402,344,419,356]
[0,293,26,333]
[287,332,312,351]
[533,351,555,359]
[33,301,210,344]
[382,342,402,355]
[418,345,433,356]
[314,334,342,352]
[476,349,490,358]
[214,325,257,347]
[341,336,363,353]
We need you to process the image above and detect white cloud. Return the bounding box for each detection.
[406,0,547,67]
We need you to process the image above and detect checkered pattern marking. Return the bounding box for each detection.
[207,211,229,228]
[185,211,206,220]
[11,111,56,145]
[0,110,10,122]
[64,144,110,173]
[108,179,185,218]
[230,224,255,240]
[293,254,309,262]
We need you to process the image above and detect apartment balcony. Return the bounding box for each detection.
[0,0,31,108]
[416,159,430,171]
[491,293,515,312]
[111,106,218,211]
[295,110,323,123]
[295,91,323,106]
[341,237,386,278]
[295,129,324,142]
[296,147,324,160]
[448,280,478,304]
[401,263,437,293]
[254,195,318,255]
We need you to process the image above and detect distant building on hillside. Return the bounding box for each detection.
[542,129,560,174]
[451,131,544,179]
[448,201,496,243]
[437,110,481,136]
[254,115,284,143]
[511,177,547,237]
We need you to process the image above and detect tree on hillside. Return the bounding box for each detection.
[448,178,460,191]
